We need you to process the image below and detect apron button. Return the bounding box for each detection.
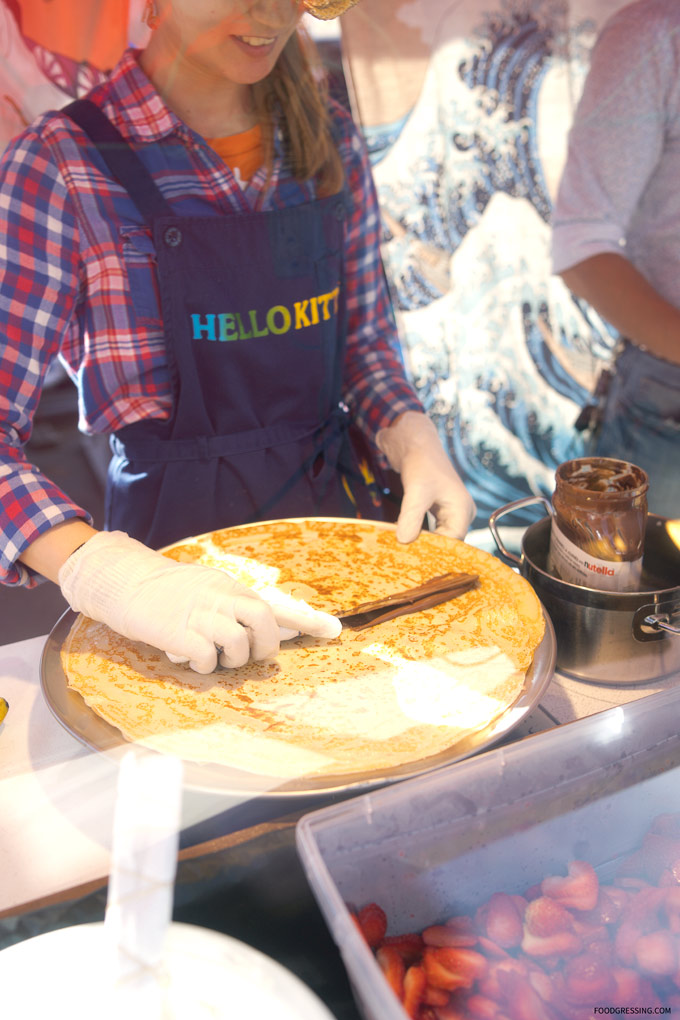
[164,226,182,247]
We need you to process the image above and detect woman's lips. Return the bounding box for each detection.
[232,34,277,57]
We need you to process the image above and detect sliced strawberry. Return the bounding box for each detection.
[614,876,651,891]
[382,931,425,964]
[569,917,608,943]
[621,886,666,932]
[610,967,643,1006]
[424,924,478,948]
[563,953,616,1004]
[376,944,405,999]
[527,968,555,1004]
[357,902,387,947]
[444,915,478,940]
[466,992,505,1018]
[604,885,630,915]
[477,892,524,949]
[521,927,582,958]
[423,985,451,1007]
[402,963,427,1019]
[499,969,554,1020]
[579,886,624,927]
[478,957,528,1001]
[615,919,644,967]
[536,954,562,972]
[634,929,678,976]
[423,946,488,991]
[524,896,574,937]
[430,1004,468,1020]
[476,935,511,960]
[540,860,599,912]
[617,832,680,885]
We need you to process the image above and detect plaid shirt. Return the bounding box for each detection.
[0,50,421,587]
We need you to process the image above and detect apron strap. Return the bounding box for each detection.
[62,99,174,222]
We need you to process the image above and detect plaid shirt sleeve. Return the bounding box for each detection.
[0,128,91,588]
[335,107,423,442]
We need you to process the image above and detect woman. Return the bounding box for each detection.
[0,0,474,673]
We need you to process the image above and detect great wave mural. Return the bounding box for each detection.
[342,0,626,532]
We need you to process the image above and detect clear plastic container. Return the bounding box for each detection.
[296,686,680,1020]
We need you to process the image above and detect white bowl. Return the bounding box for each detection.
[0,921,336,1020]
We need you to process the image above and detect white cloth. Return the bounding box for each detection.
[552,0,680,310]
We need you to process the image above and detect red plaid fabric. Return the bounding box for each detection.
[0,49,421,586]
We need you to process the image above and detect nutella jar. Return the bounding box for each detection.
[547,457,648,592]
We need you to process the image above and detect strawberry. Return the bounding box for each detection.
[579,886,624,927]
[527,967,556,1004]
[423,946,488,992]
[478,957,528,1001]
[498,969,554,1020]
[357,902,387,947]
[610,967,643,1005]
[381,931,425,964]
[424,924,478,948]
[541,861,599,912]
[402,964,427,1019]
[634,929,678,976]
[604,885,631,915]
[524,897,574,937]
[444,915,478,940]
[622,886,666,932]
[477,892,524,949]
[521,928,582,959]
[618,832,680,885]
[423,985,451,1007]
[466,992,505,1018]
[376,944,405,999]
[430,1005,468,1020]
[563,952,616,1004]
[476,935,511,960]
[614,918,644,967]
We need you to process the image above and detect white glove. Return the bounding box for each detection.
[376,411,476,543]
[59,531,341,674]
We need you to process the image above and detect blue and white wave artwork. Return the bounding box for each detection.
[365,3,620,530]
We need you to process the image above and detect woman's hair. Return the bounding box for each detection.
[252,27,344,196]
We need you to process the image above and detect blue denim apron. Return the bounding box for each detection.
[592,341,680,520]
[64,100,380,548]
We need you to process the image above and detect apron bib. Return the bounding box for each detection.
[65,100,381,548]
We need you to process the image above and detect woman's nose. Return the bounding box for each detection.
[243,0,300,29]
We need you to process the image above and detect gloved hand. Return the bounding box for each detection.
[376,411,476,543]
[58,531,341,674]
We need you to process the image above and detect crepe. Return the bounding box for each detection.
[60,519,545,779]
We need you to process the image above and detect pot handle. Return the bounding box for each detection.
[642,613,680,637]
[488,495,553,567]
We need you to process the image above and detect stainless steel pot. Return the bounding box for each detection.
[489,497,680,685]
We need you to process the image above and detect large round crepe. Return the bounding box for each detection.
[60,520,545,779]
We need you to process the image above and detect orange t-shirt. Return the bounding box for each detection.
[206,125,264,185]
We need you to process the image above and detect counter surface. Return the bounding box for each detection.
[1,631,678,1019]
